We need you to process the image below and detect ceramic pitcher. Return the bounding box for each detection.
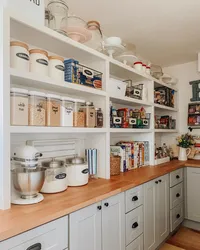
[178,147,191,161]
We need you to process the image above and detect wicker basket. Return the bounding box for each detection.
[110,155,121,176]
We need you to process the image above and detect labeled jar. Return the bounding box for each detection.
[134,61,143,71]
[49,55,65,81]
[10,88,29,126]
[46,94,61,127]
[61,96,75,127]
[85,102,95,128]
[10,41,29,72]
[95,108,103,128]
[29,49,49,76]
[73,99,85,127]
[28,91,46,126]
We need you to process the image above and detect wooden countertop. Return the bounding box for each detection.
[0,159,200,242]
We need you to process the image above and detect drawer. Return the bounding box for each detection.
[170,202,184,232]
[126,205,143,246]
[125,185,144,213]
[170,168,183,187]
[0,216,68,250]
[170,182,184,209]
[126,234,143,250]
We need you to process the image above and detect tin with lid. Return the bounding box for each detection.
[46,94,61,127]
[29,49,49,76]
[48,55,65,81]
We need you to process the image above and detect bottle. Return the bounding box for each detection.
[95,108,103,128]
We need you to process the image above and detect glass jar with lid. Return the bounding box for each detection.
[28,91,46,126]
[85,102,95,128]
[85,21,103,50]
[95,108,103,128]
[61,96,75,127]
[73,99,85,127]
[46,94,61,127]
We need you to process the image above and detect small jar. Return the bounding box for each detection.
[28,91,46,126]
[73,99,85,127]
[146,66,151,75]
[85,102,95,128]
[142,64,147,72]
[46,94,61,127]
[95,108,103,128]
[29,49,49,76]
[10,88,29,126]
[134,62,143,71]
[61,96,75,127]
[10,41,29,72]
[48,55,65,81]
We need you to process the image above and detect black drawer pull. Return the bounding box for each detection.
[176,175,180,179]
[132,222,139,229]
[26,243,42,250]
[132,196,138,202]
[176,193,180,198]
[104,202,109,207]
[97,205,102,210]
[159,179,162,183]
[176,214,180,219]
[155,181,159,184]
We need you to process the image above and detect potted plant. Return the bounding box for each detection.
[177,133,195,161]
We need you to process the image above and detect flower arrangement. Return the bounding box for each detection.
[177,133,195,148]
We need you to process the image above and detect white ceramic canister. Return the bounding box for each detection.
[10,41,29,72]
[48,55,65,81]
[134,61,143,71]
[29,49,49,76]
[142,63,147,72]
[61,96,75,127]
[146,66,151,75]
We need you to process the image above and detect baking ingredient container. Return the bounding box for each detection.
[95,108,103,128]
[46,94,61,127]
[28,91,46,126]
[61,96,75,127]
[48,55,65,81]
[10,88,29,126]
[134,61,143,71]
[85,102,95,127]
[73,99,86,127]
[29,49,49,76]
[110,155,121,176]
[10,41,29,72]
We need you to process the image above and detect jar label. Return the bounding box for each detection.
[129,118,137,125]
[82,169,89,174]
[36,103,43,112]
[65,107,73,115]
[18,102,25,111]
[55,65,65,71]
[52,106,58,114]
[55,173,67,179]
[16,53,29,61]
[113,117,122,124]
[36,59,48,66]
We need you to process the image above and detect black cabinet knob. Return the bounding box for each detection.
[155,181,159,184]
[132,196,139,202]
[176,214,180,219]
[176,175,180,179]
[132,222,139,229]
[176,193,180,198]
[97,205,102,210]
[104,202,109,207]
[159,179,162,183]
[26,243,42,250]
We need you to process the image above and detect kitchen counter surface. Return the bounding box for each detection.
[0,159,200,242]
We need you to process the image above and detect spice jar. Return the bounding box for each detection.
[73,99,85,127]
[10,88,29,126]
[10,41,29,72]
[85,102,95,128]
[61,96,75,127]
[46,94,61,127]
[48,55,65,81]
[95,108,103,128]
[28,91,46,126]
[29,49,49,76]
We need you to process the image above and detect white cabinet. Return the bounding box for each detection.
[170,182,183,209]
[70,193,125,250]
[170,202,184,232]
[126,235,144,250]
[125,185,144,213]
[144,174,169,250]
[170,168,183,187]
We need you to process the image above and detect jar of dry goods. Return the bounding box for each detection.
[29,49,49,76]
[85,102,95,128]
[95,108,103,128]
[61,96,75,127]
[48,55,65,81]
[46,94,61,127]
[73,99,85,127]
[110,154,121,176]
[10,41,29,72]
[29,91,46,126]
[10,88,29,126]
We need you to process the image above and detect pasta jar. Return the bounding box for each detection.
[29,49,49,76]
[73,99,85,127]
[10,41,29,72]
[85,102,95,128]
[49,55,65,81]
[95,108,103,128]
[28,91,46,126]
[61,96,75,127]
[46,94,61,127]
[10,88,29,126]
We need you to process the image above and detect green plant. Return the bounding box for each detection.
[177,133,195,148]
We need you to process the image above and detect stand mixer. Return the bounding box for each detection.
[11,145,46,205]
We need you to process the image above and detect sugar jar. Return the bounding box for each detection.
[61,96,75,127]
[46,94,61,127]
[29,49,49,76]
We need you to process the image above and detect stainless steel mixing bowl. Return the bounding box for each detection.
[12,167,46,199]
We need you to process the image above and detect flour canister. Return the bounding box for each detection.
[48,55,65,81]
[29,49,49,76]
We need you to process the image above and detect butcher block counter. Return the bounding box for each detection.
[0,159,200,242]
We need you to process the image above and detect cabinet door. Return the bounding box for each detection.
[156,174,169,246]
[102,193,125,250]
[126,234,144,250]
[187,167,200,222]
[144,179,157,250]
[69,202,102,250]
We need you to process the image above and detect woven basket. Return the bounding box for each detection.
[110,155,121,176]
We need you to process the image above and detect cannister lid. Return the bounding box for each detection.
[42,159,64,168]
[29,49,48,57]
[46,93,61,100]
[49,55,64,62]
[10,41,29,50]
[66,156,85,165]
[29,91,46,97]
[61,96,75,102]
[10,88,29,95]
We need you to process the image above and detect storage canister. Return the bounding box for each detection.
[73,99,85,127]
[134,61,143,71]
[10,41,29,72]
[85,102,95,128]
[46,94,61,127]
[95,108,103,128]
[61,96,75,127]
[28,91,46,126]
[10,88,29,126]
[110,154,121,176]
[48,55,65,81]
[29,49,49,76]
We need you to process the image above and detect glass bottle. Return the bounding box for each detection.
[95,108,103,128]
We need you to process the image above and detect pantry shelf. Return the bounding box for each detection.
[154,103,178,112]
[154,129,178,133]
[154,79,178,91]
[110,128,153,133]
[110,95,153,107]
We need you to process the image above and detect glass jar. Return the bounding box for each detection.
[10,88,29,126]
[73,99,85,127]
[28,91,46,126]
[85,102,95,128]
[46,94,61,127]
[95,108,103,128]
[85,21,103,50]
[47,0,68,36]
[61,97,75,127]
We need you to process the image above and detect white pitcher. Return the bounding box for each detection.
[178,147,191,161]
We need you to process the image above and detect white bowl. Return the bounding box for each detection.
[105,37,122,46]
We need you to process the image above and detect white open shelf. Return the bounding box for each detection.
[154,129,178,133]
[110,128,153,133]
[154,103,178,112]
[154,79,178,91]
[109,95,152,107]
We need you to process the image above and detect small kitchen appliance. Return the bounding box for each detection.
[11,145,45,205]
